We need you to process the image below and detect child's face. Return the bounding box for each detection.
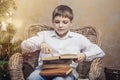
[52,16,72,38]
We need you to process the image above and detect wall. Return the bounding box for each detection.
[13,0,120,67]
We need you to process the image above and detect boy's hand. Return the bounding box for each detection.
[76,53,86,62]
[40,42,53,55]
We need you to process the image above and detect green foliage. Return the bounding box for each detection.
[0,0,19,79]
[0,61,9,80]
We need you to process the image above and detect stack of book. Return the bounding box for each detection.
[40,54,78,76]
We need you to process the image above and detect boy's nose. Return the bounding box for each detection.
[59,22,63,27]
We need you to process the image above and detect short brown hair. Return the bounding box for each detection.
[52,5,73,21]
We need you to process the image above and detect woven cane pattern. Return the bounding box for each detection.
[89,58,103,80]
[9,53,25,80]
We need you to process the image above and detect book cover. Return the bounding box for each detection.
[42,63,70,69]
[40,67,73,76]
[40,54,77,76]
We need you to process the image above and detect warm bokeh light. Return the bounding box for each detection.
[13,19,23,29]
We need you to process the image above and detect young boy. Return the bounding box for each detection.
[21,5,105,80]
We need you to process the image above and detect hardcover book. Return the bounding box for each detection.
[40,54,77,76]
[40,67,73,76]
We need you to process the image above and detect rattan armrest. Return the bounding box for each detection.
[89,57,103,80]
[9,69,25,80]
[9,53,25,80]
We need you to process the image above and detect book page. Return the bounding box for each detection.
[41,54,78,61]
[60,54,78,60]
[41,56,59,61]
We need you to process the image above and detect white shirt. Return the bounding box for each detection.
[21,30,105,78]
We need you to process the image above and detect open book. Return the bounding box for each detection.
[41,54,78,61]
[41,54,78,65]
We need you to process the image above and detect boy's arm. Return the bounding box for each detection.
[21,36,41,54]
[80,36,105,61]
[21,32,45,54]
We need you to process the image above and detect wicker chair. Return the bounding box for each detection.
[9,24,103,80]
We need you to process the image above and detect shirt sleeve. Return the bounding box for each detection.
[21,31,44,53]
[80,35,105,61]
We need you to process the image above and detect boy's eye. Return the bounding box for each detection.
[63,21,68,24]
[54,20,60,24]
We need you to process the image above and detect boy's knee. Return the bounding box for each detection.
[27,75,44,80]
[27,70,44,80]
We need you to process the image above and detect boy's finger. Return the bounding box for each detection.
[49,49,53,56]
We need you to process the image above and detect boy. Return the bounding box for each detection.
[21,5,105,80]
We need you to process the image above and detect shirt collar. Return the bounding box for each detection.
[50,30,74,39]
